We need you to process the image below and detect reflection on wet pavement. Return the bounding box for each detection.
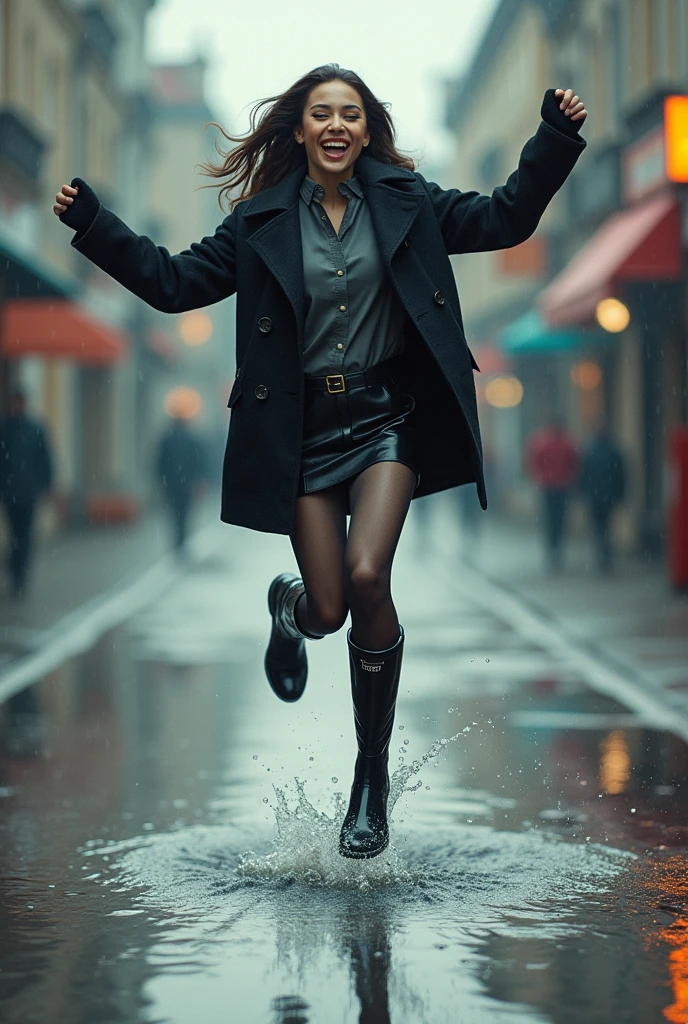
[1,537,688,1023]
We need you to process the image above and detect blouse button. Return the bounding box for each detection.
[337,270,344,276]
[339,305,347,312]
[337,343,343,350]
[254,385,269,400]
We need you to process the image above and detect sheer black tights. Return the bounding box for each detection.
[291,462,417,651]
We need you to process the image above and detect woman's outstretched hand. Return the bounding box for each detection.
[52,178,100,236]
[555,88,587,124]
[53,183,78,218]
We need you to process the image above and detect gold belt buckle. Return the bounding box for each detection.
[326,374,346,394]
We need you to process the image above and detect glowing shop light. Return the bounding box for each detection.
[595,297,630,333]
[164,386,203,419]
[179,311,213,346]
[484,376,524,408]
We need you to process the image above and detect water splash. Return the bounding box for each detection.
[237,730,465,889]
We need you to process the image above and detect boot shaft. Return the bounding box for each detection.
[347,627,404,757]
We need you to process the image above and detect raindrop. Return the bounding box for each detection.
[425,786,430,791]
[309,757,314,762]
[263,798,269,804]
[399,747,406,754]
[485,658,490,663]
[398,725,405,731]
[252,755,258,761]
[403,739,409,746]
[331,777,338,784]
[630,807,637,813]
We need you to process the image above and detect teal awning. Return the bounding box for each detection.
[498,309,582,354]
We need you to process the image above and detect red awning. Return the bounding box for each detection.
[0,299,127,364]
[538,190,682,328]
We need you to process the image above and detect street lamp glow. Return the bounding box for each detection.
[484,375,523,408]
[595,297,630,333]
[179,311,213,346]
[164,386,202,419]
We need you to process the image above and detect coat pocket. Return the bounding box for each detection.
[227,374,243,408]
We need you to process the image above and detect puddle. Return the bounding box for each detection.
[2,539,688,1024]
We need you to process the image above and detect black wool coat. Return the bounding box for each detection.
[69,112,586,535]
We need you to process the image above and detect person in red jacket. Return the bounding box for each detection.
[525,417,580,571]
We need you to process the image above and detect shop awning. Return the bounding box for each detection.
[0,299,127,364]
[538,190,682,328]
[499,309,583,354]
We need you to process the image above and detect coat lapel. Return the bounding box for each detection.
[354,154,426,263]
[245,167,306,333]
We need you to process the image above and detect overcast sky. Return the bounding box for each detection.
[145,0,500,174]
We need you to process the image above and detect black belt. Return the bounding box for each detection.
[304,358,398,394]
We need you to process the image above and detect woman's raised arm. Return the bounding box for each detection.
[417,88,588,256]
[55,177,237,313]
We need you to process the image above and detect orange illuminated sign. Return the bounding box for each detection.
[665,95,688,183]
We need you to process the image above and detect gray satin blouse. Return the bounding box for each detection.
[298,174,406,377]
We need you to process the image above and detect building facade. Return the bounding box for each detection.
[444,0,688,555]
[0,0,163,534]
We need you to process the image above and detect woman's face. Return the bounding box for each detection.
[294,80,370,179]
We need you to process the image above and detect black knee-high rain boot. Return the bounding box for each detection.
[339,626,404,859]
[265,573,321,702]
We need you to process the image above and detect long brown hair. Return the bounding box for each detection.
[198,64,414,211]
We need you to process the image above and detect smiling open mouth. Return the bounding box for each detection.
[320,140,350,159]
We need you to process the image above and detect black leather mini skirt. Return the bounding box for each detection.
[298,358,421,496]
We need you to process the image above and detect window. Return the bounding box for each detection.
[43,56,59,131]
[23,23,36,112]
[0,0,5,101]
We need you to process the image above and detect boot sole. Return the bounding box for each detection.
[338,835,389,860]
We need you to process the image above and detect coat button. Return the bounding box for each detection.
[254,385,269,400]
[433,290,445,306]
[258,316,272,334]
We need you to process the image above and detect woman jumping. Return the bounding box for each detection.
[54,64,587,859]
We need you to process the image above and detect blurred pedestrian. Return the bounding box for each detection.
[579,424,626,573]
[155,417,208,555]
[56,66,587,859]
[525,416,580,571]
[0,389,53,598]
